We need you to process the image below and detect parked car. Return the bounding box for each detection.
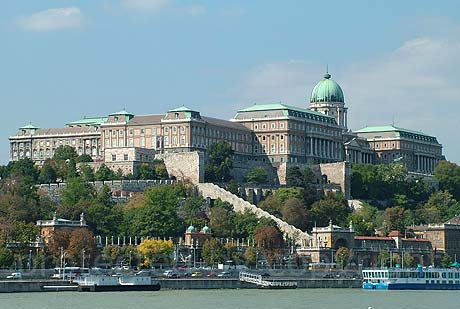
[217,271,231,278]
[6,272,22,279]
[207,272,217,277]
[191,272,203,277]
[163,270,179,278]
[260,272,270,277]
[182,272,192,278]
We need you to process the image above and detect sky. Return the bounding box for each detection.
[1,0,459,164]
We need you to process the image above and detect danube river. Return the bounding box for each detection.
[0,289,458,309]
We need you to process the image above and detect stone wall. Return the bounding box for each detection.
[156,151,204,184]
[197,183,312,246]
[231,160,279,185]
[277,161,350,199]
[317,162,351,199]
[38,179,175,203]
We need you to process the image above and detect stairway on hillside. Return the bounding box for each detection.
[196,183,311,246]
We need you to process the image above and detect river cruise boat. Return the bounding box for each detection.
[76,275,161,292]
[362,266,460,290]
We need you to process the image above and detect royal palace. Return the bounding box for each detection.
[9,72,444,181]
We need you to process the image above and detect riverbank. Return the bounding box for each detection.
[0,278,360,292]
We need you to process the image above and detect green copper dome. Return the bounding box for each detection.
[310,72,344,103]
[201,225,211,234]
[186,224,196,233]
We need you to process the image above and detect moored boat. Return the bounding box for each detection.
[77,275,161,292]
[362,266,460,290]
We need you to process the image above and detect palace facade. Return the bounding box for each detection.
[9,71,443,176]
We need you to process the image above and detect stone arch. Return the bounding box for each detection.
[334,238,348,249]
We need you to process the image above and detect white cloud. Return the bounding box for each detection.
[17,7,82,31]
[120,0,170,11]
[235,36,460,162]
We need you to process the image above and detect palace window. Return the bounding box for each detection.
[280,123,285,129]
[112,154,116,161]
[124,154,128,161]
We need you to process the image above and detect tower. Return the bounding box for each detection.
[309,71,348,130]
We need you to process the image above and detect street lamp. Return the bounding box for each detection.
[29,249,32,270]
[129,250,133,269]
[82,249,86,269]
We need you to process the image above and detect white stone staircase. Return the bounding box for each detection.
[196,183,312,246]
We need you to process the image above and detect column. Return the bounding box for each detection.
[310,137,313,155]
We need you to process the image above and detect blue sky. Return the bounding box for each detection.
[1,0,460,164]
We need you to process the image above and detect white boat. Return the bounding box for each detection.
[362,266,460,290]
[77,275,161,292]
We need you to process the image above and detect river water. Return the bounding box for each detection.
[0,289,458,309]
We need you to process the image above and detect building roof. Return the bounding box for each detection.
[30,127,100,136]
[355,236,393,241]
[355,125,439,144]
[310,72,345,103]
[235,103,337,125]
[168,106,197,113]
[128,114,164,125]
[109,109,134,116]
[20,123,40,129]
[67,117,107,127]
[202,116,251,131]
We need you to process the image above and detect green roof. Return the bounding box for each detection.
[355,125,439,143]
[237,103,337,124]
[110,109,133,116]
[168,106,197,113]
[19,123,39,129]
[310,72,344,103]
[67,117,107,126]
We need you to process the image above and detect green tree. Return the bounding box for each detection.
[226,180,240,197]
[138,163,155,180]
[244,247,257,267]
[5,158,39,182]
[335,247,352,269]
[202,239,225,266]
[209,207,235,237]
[377,250,390,267]
[78,163,95,182]
[86,186,124,235]
[0,246,14,268]
[61,177,94,208]
[76,154,93,163]
[125,184,186,237]
[281,197,308,231]
[95,164,116,181]
[246,167,268,184]
[383,206,407,233]
[403,253,417,267]
[419,191,460,223]
[38,159,57,183]
[204,141,234,182]
[434,160,460,201]
[53,145,78,161]
[441,253,452,268]
[258,195,283,217]
[309,193,351,228]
